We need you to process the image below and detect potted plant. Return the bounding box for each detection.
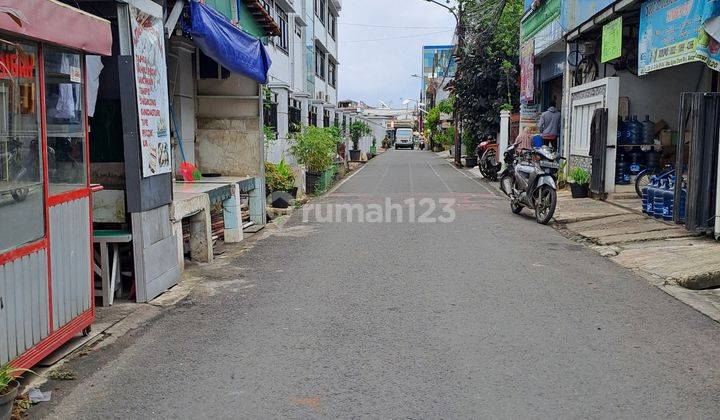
[265,158,297,208]
[368,137,377,159]
[290,126,336,195]
[0,363,28,420]
[568,167,590,198]
[348,121,370,161]
[462,131,478,167]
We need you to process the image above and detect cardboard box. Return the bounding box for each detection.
[659,129,673,148]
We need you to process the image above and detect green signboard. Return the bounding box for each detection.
[601,17,622,63]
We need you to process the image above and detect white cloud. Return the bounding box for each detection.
[338,0,457,108]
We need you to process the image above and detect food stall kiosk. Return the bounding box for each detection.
[0,0,111,368]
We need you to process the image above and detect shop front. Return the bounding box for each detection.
[563,0,719,233]
[0,1,111,368]
[519,0,567,150]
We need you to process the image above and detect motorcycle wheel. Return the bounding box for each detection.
[481,149,498,181]
[499,174,513,196]
[510,201,523,214]
[534,186,557,225]
[11,188,28,202]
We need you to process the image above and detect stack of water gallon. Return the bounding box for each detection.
[642,175,686,222]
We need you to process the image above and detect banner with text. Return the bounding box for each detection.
[639,0,720,75]
[520,39,535,104]
[130,4,171,177]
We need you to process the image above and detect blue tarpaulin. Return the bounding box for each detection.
[182,1,271,83]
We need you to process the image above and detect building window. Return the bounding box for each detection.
[309,106,317,127]
[295,23,303,38]
[323,110,330,127]
[197,50,230,79]
[289,98,301,133]
[0,40,44,253]
[275,5,289,54]
[264,90,278,133]
[44,48,87,195]
[314,0,325,25]
[328,60,336,87]
[329,14,336,39]
[315,48,325,80]
[260,0,272,13]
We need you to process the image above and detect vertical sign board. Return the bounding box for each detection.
[129,4,171,177]
[601,16,623,63]
[520,39,535,104]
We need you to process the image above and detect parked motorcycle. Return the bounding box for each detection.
[499,144,561,225]
[476,135,500,181]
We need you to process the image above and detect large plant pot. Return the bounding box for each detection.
[0,381,18,420]
[270,187,298,209]
[306,171,322,195]
[367,152,374,160]
[570,183,589,198]
[465,156,478,167]
[349,149,361,161]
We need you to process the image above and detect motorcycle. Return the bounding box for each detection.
[476,135,501,181]
[499,144,561,225]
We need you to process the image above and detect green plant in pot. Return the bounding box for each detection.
[462,130,478,168]
[0,363,30,420]
[290,126,336,195]
[368,137,377,159]
[265,158,297,208]
[568,167,590,198]
[348,121,370,161]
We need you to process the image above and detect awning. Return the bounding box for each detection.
[182,1,271,84]
[0,0,111,55]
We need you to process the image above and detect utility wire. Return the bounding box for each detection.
[341,30,454,44]
[339,22,454,29]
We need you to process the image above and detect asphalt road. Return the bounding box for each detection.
[39,150,720,418]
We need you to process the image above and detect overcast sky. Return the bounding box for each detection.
[338,0,457,108]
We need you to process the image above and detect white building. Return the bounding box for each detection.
[263,0,342,163]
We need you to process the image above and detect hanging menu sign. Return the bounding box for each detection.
[129,4,171,177]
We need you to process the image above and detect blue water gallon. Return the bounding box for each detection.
[642,176,657,215]
[652,178,668,218]
[662,177,675,221]
[616,160,630,184]
[532,134,543,148]
[617,118,626,143]
[678,181,687,222]
[626,116,642,145]
[629,151,645,175]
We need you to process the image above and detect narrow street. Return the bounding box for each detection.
[40,150,720,418]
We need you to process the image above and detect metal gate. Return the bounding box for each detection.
[674,93,720,233]
[589,108,608,195]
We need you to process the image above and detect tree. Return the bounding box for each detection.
[455,0,523,140]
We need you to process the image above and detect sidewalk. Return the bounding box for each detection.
[458,162,720,323]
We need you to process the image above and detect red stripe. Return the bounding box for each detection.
[47,189,89,206]
[10,309,93,371]
[0,240,46,266]
[39,44,53,334]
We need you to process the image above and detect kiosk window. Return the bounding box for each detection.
[43,48,86,195]
[0,41,44,253]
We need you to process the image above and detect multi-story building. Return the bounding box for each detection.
[421,45,457,108]
[263,0,342,163]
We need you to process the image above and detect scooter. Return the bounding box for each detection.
[499,144,562,225]
[476,135,501,181]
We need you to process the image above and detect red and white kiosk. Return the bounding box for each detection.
[0,0,111,369]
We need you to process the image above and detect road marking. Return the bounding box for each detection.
[409,161,414,194]
[372,159,391,194]
[444,158,496,195]
[326,158,371,195]
[428,162,453,193]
